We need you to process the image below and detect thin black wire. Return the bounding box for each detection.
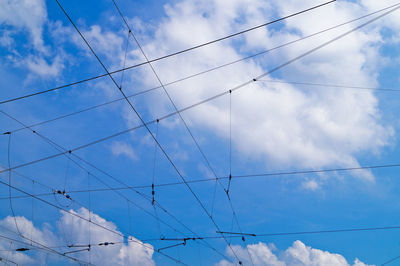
[0,111,229,261]
[151,121,162,238]
[30,180,34,246]
[152,121,159,206]
[119,31,131,89]
[225,90,255,265]
[5,240,13,266]
[63,158,70,192]
[226,91,232,195]
[0,0,336,105]
[88,171,92,264]
[4,2,399,177]
[6,3,400,136]
[6,133,22,238]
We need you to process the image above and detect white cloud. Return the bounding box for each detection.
[0,0,47,52]
[113,0,396,182]
[111,141,138,161]
[71,25,125,67]
[59,208,154,266]
[301,179,320,191]
[24,55,65,77]
[0,208,155,266]
[216,240,373,266]
[0,216,57,265]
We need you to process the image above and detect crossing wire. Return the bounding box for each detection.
[129,224,400,241]
[2,4,398,262]
[2,2,399,184]
[0,179,186,265]
[6,2,400,136]
[4,162,400,201]
[112,1,251,262]
[55,0,245,263]
[1,110,230,261]
[0,0,336,105]
[0,228,91,265]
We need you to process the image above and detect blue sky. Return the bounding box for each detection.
[1,0,400,265]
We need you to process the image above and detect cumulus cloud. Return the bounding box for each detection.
[216,240,373,266]
[0,216,57,265]
[110,0,396,182]
[0,208,154,265]
[62,0,396,183]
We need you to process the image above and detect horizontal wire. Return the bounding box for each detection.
[2,162,400,200]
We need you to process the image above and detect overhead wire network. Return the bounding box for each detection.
[54,0,247,262]
[1,2,399,187]
[4,2,400,137]
[111,0,255,263]
[1,109,230,262]
[2,0,400,265]
[2,2,398,176]
[0,0,339,264]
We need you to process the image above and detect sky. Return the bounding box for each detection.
[1,0,400,265]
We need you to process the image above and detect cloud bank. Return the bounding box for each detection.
[217,240,372,266]
[0,208,154,266]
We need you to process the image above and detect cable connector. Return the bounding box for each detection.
[55,190,72,200]
[99,242,114,246]
[15,248,29,252]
